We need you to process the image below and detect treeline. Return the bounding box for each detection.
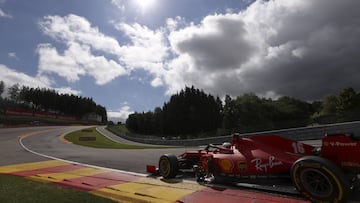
[314,87,360,123]
[0,81,107,122]
[126,86,360,137]
[222,94,315,133]
[126,86,222,135]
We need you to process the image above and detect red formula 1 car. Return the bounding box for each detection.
[150,133,360,202]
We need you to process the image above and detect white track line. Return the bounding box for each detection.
[95,126,121,143]
[18,130,147,177]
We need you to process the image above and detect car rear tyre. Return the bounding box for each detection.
[159,154,178,178]
[291,156,349,203]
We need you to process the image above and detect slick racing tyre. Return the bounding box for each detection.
[159,154,178,178]
[291,156,349,203]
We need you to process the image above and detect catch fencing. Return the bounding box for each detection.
[108,121,360,146]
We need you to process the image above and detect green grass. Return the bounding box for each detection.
[64,127,170,149]
[107,124,131,134]
[0,174,115,203]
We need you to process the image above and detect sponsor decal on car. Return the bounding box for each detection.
[219,159,233,173]
[251,156,282,172]
[237,161,247,172]
[328,142,357,147]
[341,161,360,167]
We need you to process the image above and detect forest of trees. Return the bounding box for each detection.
[126,86,222,135]
[0,81,107,122]
[126,86,360,137]
[2,79,359,136]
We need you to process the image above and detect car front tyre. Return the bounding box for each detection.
[158,154,178,179]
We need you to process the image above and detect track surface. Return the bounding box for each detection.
[0,126,357,202]
[0,126,322,173]
[0,126,195,173]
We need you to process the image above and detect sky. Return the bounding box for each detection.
[1,0,360,123]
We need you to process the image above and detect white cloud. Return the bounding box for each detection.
[166,16,186,32]
[38,14,169,87]
[0,64,81,95]
[37,42,127,85]
[54,87,81,95]
[111,0,125,12]
[39,14,122,55]
[163,13,260,96]
[36,1,360,103]
[0,64,51,88]
[114,22,168,71]
[37,43,84,83]
[8,52,18,60]
[38,14,129,85]
[150,77,163,87]
[170,13,257,70]
[161,0,360,100]
[0,8,11,18]
[107,104,134,123]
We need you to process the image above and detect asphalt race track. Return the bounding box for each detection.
[0,126,358,202]
[0,126,323,172]
[0,126,195,173]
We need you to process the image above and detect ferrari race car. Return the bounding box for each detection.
[148,133,360,202]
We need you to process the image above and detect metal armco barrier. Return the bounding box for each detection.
[108,121,360,146]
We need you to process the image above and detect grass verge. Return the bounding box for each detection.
[0,174,115,203]
[64,127,170,149]
[107,124,131,134]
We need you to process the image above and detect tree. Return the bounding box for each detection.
[1,82,107,122]
[272,96,313,128]
[222,95,237,131]
[222,93,277,133]
[320,95,338,116]
[311,101,322,114]
[96,105,107,123]
[8,84,20,103]
[311,95,338,124]
[126,85,360,137]
[153,107,164,134]
[0,81,4,98]
[234,93,270,130]
[126,86,222,136]
[336,87,360,121]
[162,86,222,135]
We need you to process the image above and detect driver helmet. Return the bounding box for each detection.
[222,142,231,149]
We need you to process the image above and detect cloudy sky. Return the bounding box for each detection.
[1,0,360,122]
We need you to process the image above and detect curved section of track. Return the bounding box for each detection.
[0,126,193,173]
[1,126,324,173]
[5,126,356,202]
